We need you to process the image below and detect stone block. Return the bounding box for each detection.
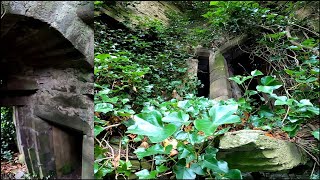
[217,130,307,172]
[34,105,91,134]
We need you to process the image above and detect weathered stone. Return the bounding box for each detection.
[2,1,94,66]
[1,2,94,179]
[0,76,38,91]
[0,96,29,106]
[219,34,248,54]
[217,130,308,172]
[209,78,232,99]
[82,135,94,179]
[210,65,228,83]
[186,58,198,77]
[76,1,94,28]
[96,1,181,28]
[34,105,91,134]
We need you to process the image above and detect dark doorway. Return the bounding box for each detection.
[197,56,210,97]
[50,123,83,179]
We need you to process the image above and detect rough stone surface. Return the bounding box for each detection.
[209,51,232,100]
[217,130,308,172]
[1,1,93,179]
[96,1,180,28]
[186,58,198,78]
[2,1,94,66]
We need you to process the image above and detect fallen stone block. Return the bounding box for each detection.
[217,130,308,172]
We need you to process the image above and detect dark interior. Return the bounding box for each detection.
[196,56,210,97]
[223,46,266,101]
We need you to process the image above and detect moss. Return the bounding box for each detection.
[60,163,73,175]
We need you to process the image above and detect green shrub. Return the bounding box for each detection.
[1,107,17,161]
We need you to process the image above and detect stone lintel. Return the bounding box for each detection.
[34,105,91,134]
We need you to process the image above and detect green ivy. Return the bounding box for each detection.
[1,107,17,161]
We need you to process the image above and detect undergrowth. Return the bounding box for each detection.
[94,1,319,179]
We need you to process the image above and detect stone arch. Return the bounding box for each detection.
[1,1,93,179]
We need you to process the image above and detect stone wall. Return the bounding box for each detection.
[0,1,93,179]
[96,1,180,28]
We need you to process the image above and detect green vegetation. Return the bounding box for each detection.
[94,1,319,179]
[1,107,17,161]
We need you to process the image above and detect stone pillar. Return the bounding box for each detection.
[209,50,232,101]
[82,135,94,179]
[14,106,55,178]
[186,58,198,78]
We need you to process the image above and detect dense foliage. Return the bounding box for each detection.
[94,1,319,179]
[1,107,17,161]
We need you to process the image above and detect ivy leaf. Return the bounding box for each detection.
[134,144,172,159]
[251,70,263,76]
[229,75,252,85]
[122,98,130,104]
[162,111,190,127]
[210,1,220,6]
[202,157,229,174]
[201,151,242,179]
[312,129,320,140]
[194,105,241,136]
[94,125,105,137]
[177,144,196,163]
[95,103,114,113]
[225,169,243,179]
[298,99,313,107]
[126,111,177,143]
[135,169,157,179]
[282,124,300,137]
[274,96,293,106]
[190,163,205,175]
[173,159,196,179]
[256,85,282,94]
[188,131,206,145]
[260,76,281,86]
[156,165,169,173]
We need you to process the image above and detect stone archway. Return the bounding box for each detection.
[0,1,93,179]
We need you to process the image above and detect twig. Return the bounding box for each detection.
[310,162,316,178]
[157,171,172,178]
[106,123,122,129]
[282,106,290,123]
[296,143,319,165]
[1,4,6,19]
[302,31,309,39]
[237,63,250,76]
[106,140,115,159]
[125,143,129,162]
[151,155,155,171]
[285,26,319,56]
[291,23,319,36]
[306,123,317,131]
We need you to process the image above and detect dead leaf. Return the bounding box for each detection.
[128,134,137,140]
[183,124,193,132]
[113,154,120,168]
[169,149,178,157]
[139,141,149,149]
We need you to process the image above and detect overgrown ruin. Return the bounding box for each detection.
[0,1,94,179]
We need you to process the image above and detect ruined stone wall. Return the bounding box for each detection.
[1,1,94,179]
